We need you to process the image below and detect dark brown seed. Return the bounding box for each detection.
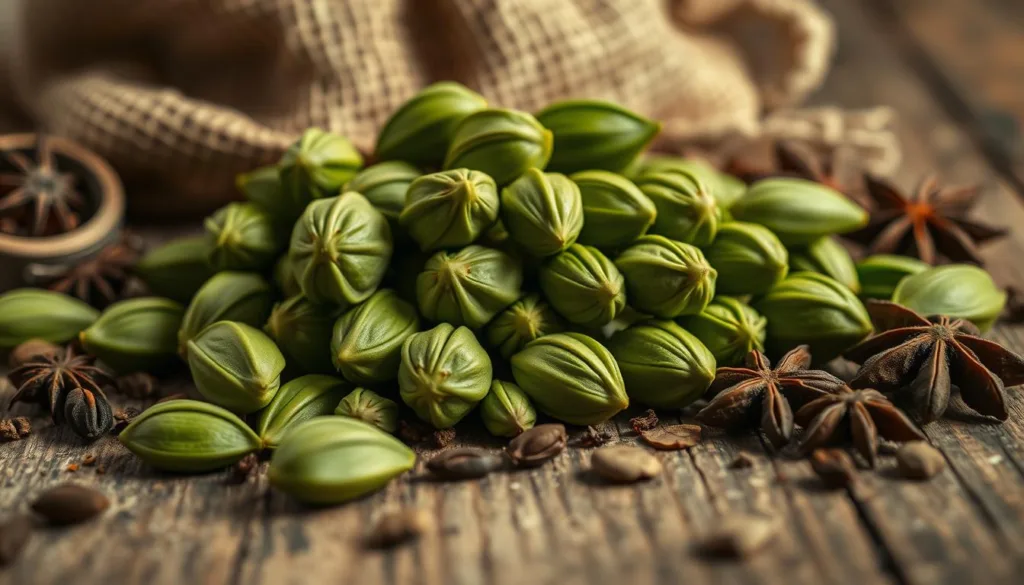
[366,508,433,548]
[507,423,567,468]
[115,372,159,398]
[398,419,431,444]
[590,446,662,482]
[82,454,97,466]
[8,339,61,369]
[809,449,856,489]
[0,417,30,442]
[728,452,756,469]
[64,386,114,440]
[696,514,777,558]
[431,428,457,449]
[426,448,504,480]
[640,424,702,450]
[228,453,260,484]
[31,484,110,525]
[0,515,34,566]
[571,425,614,447]
[896,442,945,480]
[630,409,659,433]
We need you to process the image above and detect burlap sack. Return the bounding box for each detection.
[5,0,888,217]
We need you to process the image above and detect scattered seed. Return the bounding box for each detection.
[810,449,856,489]
[31,484,109,525]
[571,425,613,447]
[630,409,659,433]
[115,372,160,398]
[431,428,457,449]
[8,339,61,369]
[507,424,567,468]
[427,448,504,480]
[0,514,34,566]
[0,417,31,442]
[590,446,662,482]
[65,464,79,473]
[728,452,756,469]
[82,454,97,467]
[398,419,431,445]
[366,508,433,548]
[896,442,945,480]
[640,424,701,450]
[696,514,777,558]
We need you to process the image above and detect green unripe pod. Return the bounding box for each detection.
[539,244,626,328]
[279,128,363,219]
[485,294,565,359]
[615,235,716,318]
[416,246,523,329]
[177,272,275,355]
[400,168,499,251]
[536,99,660,174]
[856,254,929,300]
[480,380,536,437]
[678,296,766,367]
[571,170,656,250]
[729,178,869,245]
[789,236,860,294]
[0,288,99,348]
[445,108,553,186]
[135,235,215,305]
[258,375,351,449]
[335,387,399,434]
[80,297,183,374]
[636,169,722,247]
[892,264,1006,332]
[344,161,421,226]
[264,295,342,375]
[501,168,584,257]
[375,82,488,166]
[703,222,789,296]
[186,321,286,414]
[332,289,420,384]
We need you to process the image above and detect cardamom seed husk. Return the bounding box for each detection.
[335,387,399,433]
[891,264,1006,332]
[678,296,766,367]
[186,321,285,413]
[501,168,584,257]
[264,295,341,375]
[375,82,487,166]
[79,297,184,374]
[135,235,215,304]
[416,246,523,329]
[445,108,552,186]
[279,128,363,220]
[703,222,789,296]
[177,272,275,355]
[258,374,351,448]
[480,380,536,437]
[789,236,860,294]
[729,178,869,246]
[0,288,99,349]
[538,244,626,328]
[635,169,722,247]
[536,99,660,174]
[204,202,281,271]
[485,294,565,359]
[332,289,420,384]
[856,254,929,300]
[615,235,716,318]
[400,168,499,251]
[571,170,656,249]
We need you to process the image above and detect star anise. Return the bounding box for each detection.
[32,232,145,307]
[845,175,1006,265]
[795,385,925,467]
[9,346,112,423]
[0,136,88,237]
[696,346,846,449]
[844,300,1024,424]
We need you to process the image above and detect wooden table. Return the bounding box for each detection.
[4,1,1024,583]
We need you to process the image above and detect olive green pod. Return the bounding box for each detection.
[416,245,523,329]
[485,294,565,359]
[754,272,872,361]
[445,108,553,185]
[119,400,262,472]
[535,99,660,174]
[510,332,628,426]
[399,169,499,251]
[480,380,536,437]
[892,264,1006,332]
[856,254,929,300]
[615,235,716,318]
[272,255,302,298]
[264,295,341,375]
[335,387,399,433]
[0,288,99,348]
[571,170,656,249]
[501,169,584,257]
[636,169,722,246]
[678,296,766,367]
[279,128,363,219]
[703,222,789,295]
[177,272,275,354]
[288,191,393,306]
[258,374,351,448]
[204,202,281,271]
[269,416,415,505]
[332,289,420,383]
[236,165,284,218]
[607,320,716,408]
[539,244,626,328]
[186,321,286,413]
[375,82,488,166]
[730,178,869,245]
[80,297,183,374]
[789,236,860,294]
[136,235,216,304]
[632,156,746,209]
[398,323,492,428]
[344,161,421,225]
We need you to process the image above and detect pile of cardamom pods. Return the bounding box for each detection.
[0,82,1007,505]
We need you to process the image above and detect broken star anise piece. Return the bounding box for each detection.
[9,345,112,424]
[845,300,1024,424]
[795,386,924,468]
[696,346,845,449]
[0,136,89,237]
[34,232,145,308]
[845,175,1006,265]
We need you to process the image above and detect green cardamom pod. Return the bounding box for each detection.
[571,170,656,249]
[332,289,420,384]
[344,161,421,226]
[788,236,860,293]
[535,99,660,174]
[480,380,536,437]
[186,321,286,413]
[614,235,716,318]
[264,295,341,375]
[135,235,215,304]
[268,416,415,505]
[678,296,766,367]
[607,320,716,408]
[501,168,584,257]
[204,202,281,271]
[856,254,929,300]
[119,400,262,472]
[632,156,746,209]
[754,272,872,361]
[510,332,628,426]
[258,374,351,448]
[538,244,626,328]
[177,272,275,355]
[0,288,99,348]
[79,297,183,374]
[445,108,553,186]
[416,246,523,329]
[288,191,393,306]
[892,264,1006,332]
[485,294,565,359]
[335,387,399,433]
[703,222,789,295]
[398,323,492,428]
[399,169,499,251]
[279,128,364,220]
[375,82,488,166]
[236,165,284,218]
[730,178,869,245]
[636,169,722,246]
[272,255,302,298]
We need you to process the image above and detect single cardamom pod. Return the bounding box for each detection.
[64,386,114,441]
[272,254,302,298]
[335,387,399,433]
[79,297,183,374]
[0,288,99,349]
[607,320,716,409]
[615,235,716,318]
[279,128,364,220]
[632,156,746,210]
[264,295,340,375]
[703,222,789,296]
[635,169,722,247]
[485,294,565,359]
[678,296,766,367]
[536,100,660,174]
[375,82,488,166]
[204,202,281,271]
[445,108,552,186]
[480,380,536,438]
[344,161,421,226]
[729,178,869,245]
[186,321,286,413]
[332,289,419,384]
[571,170,656,249]
[268,416,416,505]
[891,264,1006,332]
[177,272,275,355]
[856,254,929,300]
[31,484,109,525]
[539,244,626,328]
[399,169,499,251]
[258,374,351,448]
[416,246,523,329]
[236,165,283,218]
[510,333,628,426]
[135,235,216,304]
[119,400,262,472]
[501,169,583,257]
[789,236,860,294]
[288,191,393,306]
